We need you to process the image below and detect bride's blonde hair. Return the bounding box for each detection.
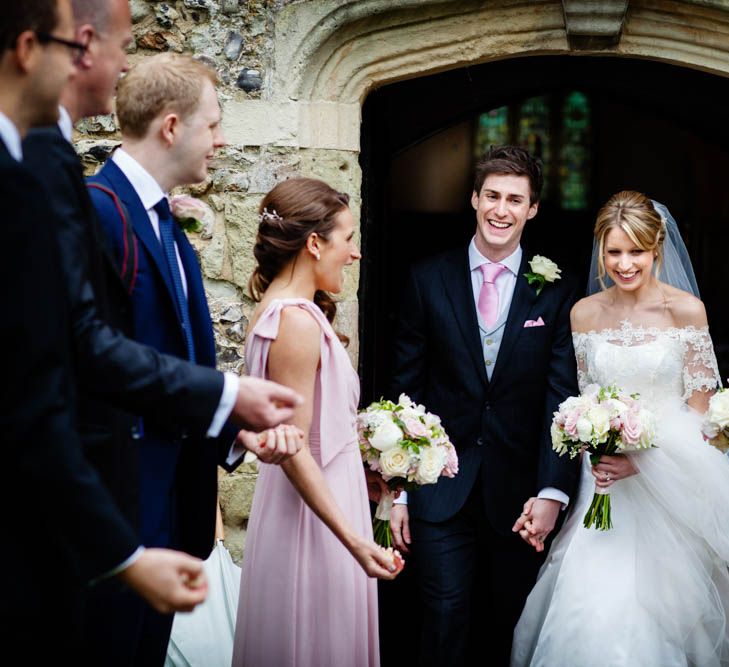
[594,190,666,290]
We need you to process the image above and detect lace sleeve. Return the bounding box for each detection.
[681,327,722,401]
[572,333,590,393]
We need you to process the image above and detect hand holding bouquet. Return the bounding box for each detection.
[701,388,729,452]
[358,394,458,547]
[551,384,656,530]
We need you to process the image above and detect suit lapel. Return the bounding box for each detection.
[101,160,180,315]
[441,249,489,389]
[490,251,538,386]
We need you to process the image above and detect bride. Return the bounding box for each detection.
[511,191,729,667]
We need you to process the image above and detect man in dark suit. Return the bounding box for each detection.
[22,3,303,663]
[87,52,276,664]
[0,1,211,661]
[389,146,581,666]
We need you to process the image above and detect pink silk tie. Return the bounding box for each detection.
[478,263,506,329]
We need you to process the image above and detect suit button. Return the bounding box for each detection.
[476,437,484,447]
[485,402,491,411]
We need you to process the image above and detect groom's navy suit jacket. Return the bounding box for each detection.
[89,158,234,559]
[392,246,581,534]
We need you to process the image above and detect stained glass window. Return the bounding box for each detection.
[560,92,591,210]
[473,92,591,209]
[474,106,509,159]
[517,96,552,199]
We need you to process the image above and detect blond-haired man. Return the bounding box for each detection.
[87,53,243,665]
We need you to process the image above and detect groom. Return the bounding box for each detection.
[390,146,581,666]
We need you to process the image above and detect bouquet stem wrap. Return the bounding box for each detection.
[373,491,396,548]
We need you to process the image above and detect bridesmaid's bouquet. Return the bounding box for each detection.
[701,388,729,452]
[358,394,458,547]
[551,384,656,530]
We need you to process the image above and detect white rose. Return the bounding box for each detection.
[528,255,561,282]
[415,447,447,485]
[587,405,611,441]
[399,407,422,423]
[551,421,566,452]
[709,391,729,429]
[576,416,593,443]
[379,446,413,478]
[369,419,403,452]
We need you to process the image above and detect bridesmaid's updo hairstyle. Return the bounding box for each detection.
[594,190,666,290]
[249,177,350,330]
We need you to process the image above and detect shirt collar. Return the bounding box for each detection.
[111,148,167,211]
[0,112,23,161]
[468,237,522,276]
[57,106,73,143]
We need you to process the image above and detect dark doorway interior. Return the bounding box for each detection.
[358,55,729,406]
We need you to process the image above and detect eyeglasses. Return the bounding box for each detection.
[36,32,87,61]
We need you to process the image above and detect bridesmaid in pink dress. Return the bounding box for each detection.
[232,178,399,667]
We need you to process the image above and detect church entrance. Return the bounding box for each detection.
[358,54,729,404]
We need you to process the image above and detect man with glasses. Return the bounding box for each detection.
[0,1,215,661]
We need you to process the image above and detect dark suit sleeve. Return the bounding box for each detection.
[538,278,581,497]
[0,158,139,581]
[23,130,226,432]
[390,264,429,404]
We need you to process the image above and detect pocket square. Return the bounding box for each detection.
[523,317,545,328]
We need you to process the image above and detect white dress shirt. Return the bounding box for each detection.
[396,239,569,508]
[110,149,239,439]
[0,111,22,161]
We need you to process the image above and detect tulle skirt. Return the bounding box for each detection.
[512,401,729,667]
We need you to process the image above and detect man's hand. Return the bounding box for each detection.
[117,548,208,613]
[390,504,411,554]
[231,376,303,430]
[512,497,561,553]
[237,425,304,465]
[364,468,399,504]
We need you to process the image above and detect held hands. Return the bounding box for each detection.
[512,497,561,553]
[237,424,304,464]
[232,376,304,430]
[118,548,208,614]
[591,454,638,488]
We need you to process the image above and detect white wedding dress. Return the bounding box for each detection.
[512,321,729,667]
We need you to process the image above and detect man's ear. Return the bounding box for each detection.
[160,113,179,147]
[471,190,479,211]
[75,24,95,70]
[12,30,40,74]
[527,200,539,220]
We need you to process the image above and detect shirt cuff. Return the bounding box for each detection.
[394,491,408,505]
[89,546,145,585]
[226,438,246,467]
[538,487,569,509]
[207,372,238,438]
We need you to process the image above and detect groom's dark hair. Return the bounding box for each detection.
[473,145,543,204]
[1,0,59,52]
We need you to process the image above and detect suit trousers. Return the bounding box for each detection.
[411,474,546,667]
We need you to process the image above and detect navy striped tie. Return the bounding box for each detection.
[154,197,196,363]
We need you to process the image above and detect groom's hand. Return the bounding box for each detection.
[513,497,560,553]
[231,376,303,430]
[390,504,411,554]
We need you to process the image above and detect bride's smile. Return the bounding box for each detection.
[604,226,655,292]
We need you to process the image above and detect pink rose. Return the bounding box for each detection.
[404,418,428,438]
[443,444,459,478]
[169,195,215,237]
[564,410,582,438]
[621,410,642,445]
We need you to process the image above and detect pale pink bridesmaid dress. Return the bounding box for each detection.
[231,298,379,667]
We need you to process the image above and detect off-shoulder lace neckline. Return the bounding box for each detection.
[573,319,709,339]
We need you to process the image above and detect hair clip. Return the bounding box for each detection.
[260,207,283,225]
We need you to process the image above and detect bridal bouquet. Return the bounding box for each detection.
[358,394,458,547]
[701,388,729,452]
[551,384,656,530]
